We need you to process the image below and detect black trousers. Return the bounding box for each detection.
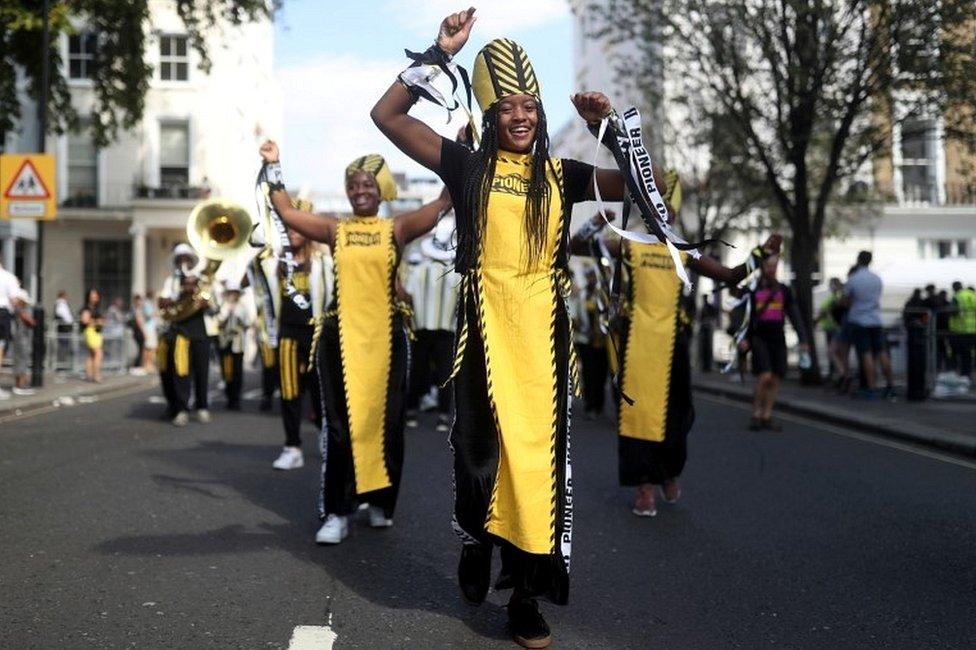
[157,332,179,416]
[579,342,608,414]
[408,329,455,413]
[279,327,322,447]
[170,334,211,412]
[220,347,244,408]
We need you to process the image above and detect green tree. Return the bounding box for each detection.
[0,0,276,148]
[591,0,976,378]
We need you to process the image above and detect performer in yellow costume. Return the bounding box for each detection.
[372,8,641,647]
[258,142,450,545]
[571,179,782,519]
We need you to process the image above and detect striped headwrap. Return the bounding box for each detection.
[345,154,398,202]
[472,38,541,111]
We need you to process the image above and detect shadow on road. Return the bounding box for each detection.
[92,431,510,642]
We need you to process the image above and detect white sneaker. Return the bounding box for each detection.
[11,387,36,396]
[368,505,393,528]
[315,514,348,544]
[172,411,190,427]
[272,446,304,470]
[196,409,211,423]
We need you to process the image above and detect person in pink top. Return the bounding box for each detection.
[744,254,808,430]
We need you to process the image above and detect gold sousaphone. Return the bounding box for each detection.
[161,198,252,322]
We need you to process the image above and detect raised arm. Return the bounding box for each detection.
[688,235,783,285]
[371,8,477,173]
[258,141,339,246]
[393,185,453,247]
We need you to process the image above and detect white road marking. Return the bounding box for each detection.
[699,393,976,471]
[287,625,337,649]
[147,395,167,404]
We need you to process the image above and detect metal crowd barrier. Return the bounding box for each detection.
[45,327,135,376]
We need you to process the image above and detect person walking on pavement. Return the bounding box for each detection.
[842,251,894,399]
[10,288,37,395]
[744,254,809,430]
[815,277,845,381]
[0,261,21,399]
[258,141,451,545]
[948,281,976,381]
[79,288,106,384]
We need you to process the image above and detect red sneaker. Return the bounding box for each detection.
[632,484,657,517]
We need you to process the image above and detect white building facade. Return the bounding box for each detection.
[2,0,281,309]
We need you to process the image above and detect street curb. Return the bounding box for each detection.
[0,376,158,421]
[693,379,976,458]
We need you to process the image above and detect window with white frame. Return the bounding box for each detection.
[159,121,189,187]
[918,239,973,259]
[68,33,98,80]
[65,122,98,207]
[899,118,938,203]
[159,35,189,81]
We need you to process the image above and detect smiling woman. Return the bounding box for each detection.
[257,140,451,546]
[370,7,629,649]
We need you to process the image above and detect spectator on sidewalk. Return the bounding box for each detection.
[80,288,106,383]
[842,251,894,399]
[53,290,75,372]
[816,277,845,381]
[11,288,37,396]
[948,281,976,379]
[931,289,952,371]
[0,261,21,399]
[699,293,719,373]
[745,254,809,431]
[141,290,159,372]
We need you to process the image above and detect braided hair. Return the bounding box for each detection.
[457,102,553,271]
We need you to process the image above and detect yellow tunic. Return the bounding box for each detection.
[478,153,565,554]
[619,242,687,441]
[334,216,396,494]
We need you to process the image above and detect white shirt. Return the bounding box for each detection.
[0,267,19,311]
[54,298,74,324]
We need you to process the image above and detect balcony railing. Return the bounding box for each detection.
[135,184,211,200]
[875,182,976,207]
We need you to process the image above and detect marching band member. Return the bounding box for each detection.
[257,142,451,545]
[216,278,255,411]
[260,214,333,471]
[571,197,782,518]
[403,212,461,433]
[371,8,637,646]
[157,243,216,427]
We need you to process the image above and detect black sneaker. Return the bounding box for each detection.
[458,544,492,605]
[761,418,782,432]
[259,396,273,412]
[748,417,763,431]
[507,596,552,649]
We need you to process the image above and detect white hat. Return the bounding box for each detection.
[420,213,456,262]
[172,243,197,259]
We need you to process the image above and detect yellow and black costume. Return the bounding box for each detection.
[317,157,409,521]
[616,241,695,485]
[216,285,255,410]
[436,39,594,605]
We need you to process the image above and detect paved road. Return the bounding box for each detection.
[2,384,975,648]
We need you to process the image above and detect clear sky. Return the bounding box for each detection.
[272,0,575,194]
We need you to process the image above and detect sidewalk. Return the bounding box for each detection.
[693,372,976,457]
[0,371,158,420]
